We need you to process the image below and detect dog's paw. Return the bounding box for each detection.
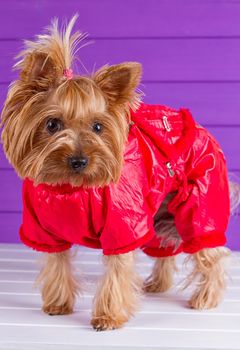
[43,303,73,316]
[188,291,221,310]
[143,278,172,293]
[91,316,125,331]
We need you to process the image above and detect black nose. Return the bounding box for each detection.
[69,156,88,170]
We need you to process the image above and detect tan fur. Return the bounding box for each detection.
[143,256,177,293]
[1,16,231,331]
[143,248,229,309]
[185,247,230,309]
[15,14,85,85]
[36,250,80,315]
[154,192,182,249]
[91,252,142,330]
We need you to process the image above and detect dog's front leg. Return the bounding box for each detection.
[91,252,141,331]
[37,250,80,315]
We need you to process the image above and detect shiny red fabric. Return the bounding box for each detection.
[20,103,230,256]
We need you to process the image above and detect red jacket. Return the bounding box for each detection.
[20,103,230,256]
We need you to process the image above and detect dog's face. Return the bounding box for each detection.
[1,51,141,186]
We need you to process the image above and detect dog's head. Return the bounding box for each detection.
[1,16,142,186]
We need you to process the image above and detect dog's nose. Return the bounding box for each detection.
[69,156,88,170]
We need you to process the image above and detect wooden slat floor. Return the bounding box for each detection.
[0,244,240,350]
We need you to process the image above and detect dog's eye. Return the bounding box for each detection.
[92,122,103,134]
[46,118,63,134]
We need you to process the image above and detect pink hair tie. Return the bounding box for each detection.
[63,68,73,80]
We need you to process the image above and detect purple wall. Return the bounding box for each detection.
[0,0,239,249]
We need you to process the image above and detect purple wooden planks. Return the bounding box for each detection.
[1,39,240,83]
[226,218,240,251]
[0,170,22,211]
[0,213,21,243]
[0,151,11,169]
[1,0,240,39]
[208,127,240,171]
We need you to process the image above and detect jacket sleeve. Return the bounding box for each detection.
[20,179,72,253]
[168,129,230,254]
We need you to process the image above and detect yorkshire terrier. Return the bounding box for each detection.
[1,16,231,331]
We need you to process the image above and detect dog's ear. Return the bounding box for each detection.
[94,62,142,108]
[20,51,58,85]
[16,50,62,90]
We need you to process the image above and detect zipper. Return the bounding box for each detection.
[162,116,171,132]
[166,162,175,177]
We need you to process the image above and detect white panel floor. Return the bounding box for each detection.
[0,244,240,350]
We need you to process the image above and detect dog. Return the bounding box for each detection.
[1,16,231,331]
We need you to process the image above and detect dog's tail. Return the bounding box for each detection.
[229,174,240,215]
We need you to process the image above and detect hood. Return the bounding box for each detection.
[130,103,196,162]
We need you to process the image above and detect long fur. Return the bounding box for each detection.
[91,252,142,330]
[154,192,182,250]
[184,247,230,309]
[15,14,85,80]
[143,256,177,293]
[36,250,80,315]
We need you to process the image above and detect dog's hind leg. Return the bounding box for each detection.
[37,250,80,315]
[91,252,141,331]
[186,247,230,309]
[143,256,177,293]
[143,193,179,293]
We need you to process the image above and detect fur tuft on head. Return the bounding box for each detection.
[15,14,85,87]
